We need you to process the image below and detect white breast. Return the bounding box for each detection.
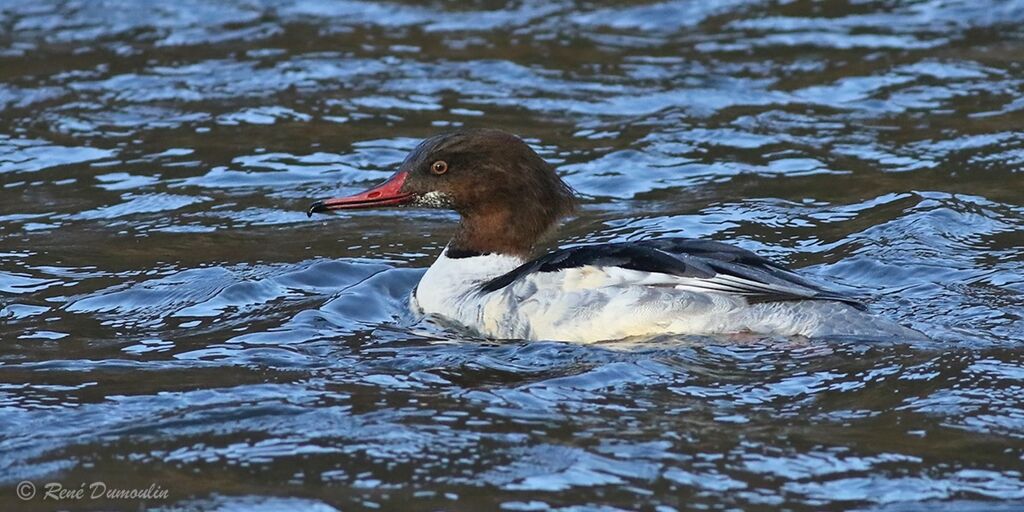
[413,251,920,343]
[412,250,523,332]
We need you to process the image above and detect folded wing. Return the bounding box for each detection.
[480,237,865,309]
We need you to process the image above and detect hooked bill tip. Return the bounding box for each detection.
[306,200,325,218]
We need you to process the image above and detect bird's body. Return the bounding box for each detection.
[413,241,919,343]
[309,128,922,343]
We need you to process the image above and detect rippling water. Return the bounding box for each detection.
[2,0,1023,510]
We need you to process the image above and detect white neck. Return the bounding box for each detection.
[413,247,523,318]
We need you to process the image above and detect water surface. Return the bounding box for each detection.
[1,0,1023,510]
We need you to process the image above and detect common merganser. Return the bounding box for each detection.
[308,128,921,342]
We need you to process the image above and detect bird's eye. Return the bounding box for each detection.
[431,160,448,175]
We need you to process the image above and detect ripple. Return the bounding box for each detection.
[571,0,758,31]
[71,193,210,220]
[0,136,116,174]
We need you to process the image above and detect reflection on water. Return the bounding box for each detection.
[1,0,1023,510]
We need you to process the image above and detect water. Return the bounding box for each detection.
[1,0,1023,510]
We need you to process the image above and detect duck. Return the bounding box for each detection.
[307,128,921,343]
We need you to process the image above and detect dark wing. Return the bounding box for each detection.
[480,237,865,309]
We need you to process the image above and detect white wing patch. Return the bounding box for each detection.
[672,272,819,299]
[545,265,820,301]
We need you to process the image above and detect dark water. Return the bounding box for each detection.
[2,0,1023,510]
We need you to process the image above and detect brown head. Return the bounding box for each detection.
[308,129,576,258]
